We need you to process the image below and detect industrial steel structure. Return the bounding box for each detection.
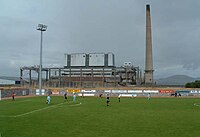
[20,53,141,88]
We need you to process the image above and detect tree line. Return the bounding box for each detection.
[185,80,200,88]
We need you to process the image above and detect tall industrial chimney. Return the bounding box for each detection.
[145,4,154,85]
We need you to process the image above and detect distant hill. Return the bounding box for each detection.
[0,76,38,81]
[155,75,200,86]
[0,76,20,81]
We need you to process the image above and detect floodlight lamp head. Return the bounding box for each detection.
[37,24,47,31]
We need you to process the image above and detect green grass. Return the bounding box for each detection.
[0,96,200,137]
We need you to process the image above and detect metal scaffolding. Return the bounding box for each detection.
[20,66,141,88]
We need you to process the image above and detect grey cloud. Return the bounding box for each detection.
[0,0,200,79]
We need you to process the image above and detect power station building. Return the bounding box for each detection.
[20,4,154,88]
[65,53,115,67]
[20,53,141,88]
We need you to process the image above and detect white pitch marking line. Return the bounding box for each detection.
[0,102,82,118]
[194,103,200,107]
[0,102,65,118]
[69,102,82,107]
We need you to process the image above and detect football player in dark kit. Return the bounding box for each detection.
[64,92,68,102]
[106,94,110,106]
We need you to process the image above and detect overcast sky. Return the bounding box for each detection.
[0,0,200,79]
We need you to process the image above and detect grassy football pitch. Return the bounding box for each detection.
[0,96,200,137]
